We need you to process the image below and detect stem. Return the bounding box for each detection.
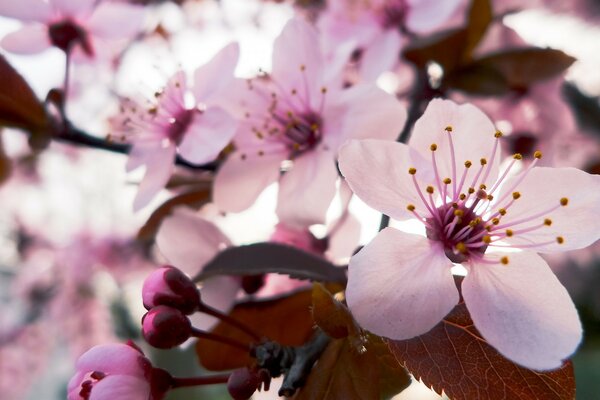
[197,303,261,341]
[171,374,230,388]
[191,328,251,352]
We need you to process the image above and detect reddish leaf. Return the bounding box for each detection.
[387,300,575,400]
[0,55,48,132]
[196,289,317,371]
[403,28,469,72]
[0,141,12,185]
[463,0,493,58]
[311,283,357,339]
[137,189,210,241]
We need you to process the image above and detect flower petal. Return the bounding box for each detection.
[410,99,499,196]
[193,42,239,103]
[76,344,144,377]
[130,140,176,212]
[338,139,433,221]
[347,228,458,340]
[50,0,96,17]
[276,149,338,227]
[493,167,600,252]
[89,375,150,400]
[463,251,582,370]
[188,275,241,331]
[358,30,403,82]
[0,25,51,54]
[0,0,52,22]
[87,3,145,40]
[156,208,231,277]
[178,107,237,165]
[213,151,284,213]
[406,0,463,34]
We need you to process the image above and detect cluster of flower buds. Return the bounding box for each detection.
[227,368,271,400]
[141,266,201,349]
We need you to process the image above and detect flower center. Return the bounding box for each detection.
[49,20,93,55]
[166,109,195,144]
[277,110,323,156]
[380,0,408,29]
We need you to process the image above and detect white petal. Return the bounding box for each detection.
[1,25,51,54]
[193,42,239,103]
[0,0,52,22]
[359,30,403,82]
[131,141,176,212]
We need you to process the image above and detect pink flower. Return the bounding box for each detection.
[142,266,201,315]
[337,98,600,370]
[68,342,172,400]
[111,43,239,210]
[0,0,145,58]
[318,0,464,80]
[213,18,406,225]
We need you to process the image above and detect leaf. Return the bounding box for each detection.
[293,337,410,400]
[195,243,347,283]
[403,28,469,72]
[0,140,12,185]
[137,189,210,241]
[473,48,575,90]
[311,283,357,339]
[387,299,576,400]
[444,64,509,96]
[0,55,48,133]
[196,289,317,371]
[463,0,493,58]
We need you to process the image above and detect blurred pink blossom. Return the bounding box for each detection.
[338,98,600,370]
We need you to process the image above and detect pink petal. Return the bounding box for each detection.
[332,83,407,147]
[67,371,87,400]
[409,99,499,196]
[406,0,463,34]
[178,107,237,165]
[89,375,150,400]
[50,0,96,17]
[1,25,51,54]
[326,212,361,262]
[276,149,338,227]
[338,139,433,221]
[193,42,239,103]
[347,228,457,339]
[492,167,600,252]
[131,140,176,212]
[87,3,145,40]
[213,151,285,213]
[271,18,324,105]
[0,0,52,22]
[188,276,241,331]
[157,71,187,116]
[463,251,582,370]
[359,30,403,81]
[156,208,231,277]
[76,344,145,377]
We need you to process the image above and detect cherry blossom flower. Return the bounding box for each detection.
[0,0,145,58]
[337,98,600,370]
[110,43,239,210]
[317,0,464,80]
[213,18,406,225]
[68,342,172,400]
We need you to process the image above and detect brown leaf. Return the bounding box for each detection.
[311,283,356,339]
[137,189,210,241]
[463,0,493,59]
[403,28,469,72]
[0,140,12,185]
[196,290,317,371]
[387,300,575,400]
[0,55,48,132]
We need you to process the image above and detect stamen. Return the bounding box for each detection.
[445,128,458,198]
[431,145,444,195]
[480,131,502,187]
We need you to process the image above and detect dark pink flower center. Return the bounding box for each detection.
[166,109,195,144]
[49,20,93,55]
[274,110,323,156]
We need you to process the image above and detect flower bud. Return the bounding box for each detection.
[142,266,201,314]
[227,368,262,400]
[142,305,192,349]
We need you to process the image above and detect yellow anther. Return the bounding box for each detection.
[445,126,453,132]
[487,194,494,201]
[300,64,306,71]
[464,160,472,168]
[469,218,481,228]
[468,187,475,194]
[534,150,543,159]
[560,197,569,206]
[321,87,327,93]
[492,218,500,225]
[500,256,509,265]
[556,236,565,244]
[454,210,464,217]
[494,130,503,138]
[544,219,552,226]
[512,192,521,200]
[452,203,459,209]
[482,235,492,244]
[426,186,435,194]
[459,193,466,200]
[480,158,487,165]
[456,242,468,254]
[486,225,493,232]
[430,143,438,151]
[499,208,507,216]
[505,229,514,237]
[479,184,487,190]
[513,153,523,160]
[407,204,416,211]
[408,167,417,175]
[443,178,452,185]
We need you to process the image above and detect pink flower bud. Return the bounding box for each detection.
[227,368,263,400]
[142,266,201,314]
[142,305,192,349]
[270,223,327,255]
